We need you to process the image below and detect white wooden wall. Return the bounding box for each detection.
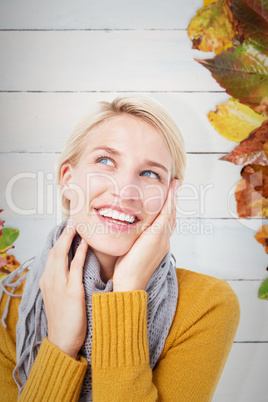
[0,1,267,400]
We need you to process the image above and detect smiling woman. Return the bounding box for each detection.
[0,96,240,401]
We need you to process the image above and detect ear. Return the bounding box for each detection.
[60,162,74,200]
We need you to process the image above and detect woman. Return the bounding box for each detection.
[0,96,240,401]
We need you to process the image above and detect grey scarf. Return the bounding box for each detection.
[1,220,178,401]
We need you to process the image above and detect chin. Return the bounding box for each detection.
[88,236,134,257]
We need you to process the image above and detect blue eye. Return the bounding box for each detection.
[141,170,160,179]
[97,156,115,166]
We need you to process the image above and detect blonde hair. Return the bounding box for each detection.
[57,95,187,219]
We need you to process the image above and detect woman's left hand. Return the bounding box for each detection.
[112,178,179,292]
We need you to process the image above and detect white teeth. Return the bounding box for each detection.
[119,213,125,221]
[97,208,136,224]
[112,210,120,220]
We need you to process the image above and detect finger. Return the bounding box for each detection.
[149,180,178,237]
[69,239,88,286]
[155,179,179,224]
[51,220,77,257]
[44,221,77,277]
[166,180,179,232]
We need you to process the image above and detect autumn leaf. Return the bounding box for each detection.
[250,198,268,218]
[0,227,19,251]
[204,0,217,5]
[264,141,268,159]
[0,253,20,272]
[230,0,268,52]
[220,120,268,165]
[0,221,4,237]
[258,277,268,300]
[208,98,266,142]
[235,164,268,217]
[241,165,268,197]
[0,253,21,280]
[188,0,236,52]
[196,41,268,115]
[254,224,268,253]
[0,255,7,269]
[235,177,262,218]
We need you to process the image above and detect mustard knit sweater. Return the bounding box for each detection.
[0,268,240,401]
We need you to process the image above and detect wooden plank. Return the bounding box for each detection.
[0,92,233,153]
[0,153,259,219]
[214,343,267,402]
[229,281,268,342]
[0,0,202,30]
[0,31,219,92]
[3,216,267,280]
[171,219,267,280]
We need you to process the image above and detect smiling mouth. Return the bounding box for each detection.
[96,208,139,225]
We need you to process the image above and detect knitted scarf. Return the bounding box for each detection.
[1,220,178,401]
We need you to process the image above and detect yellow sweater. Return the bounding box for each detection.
[0,268,240,401]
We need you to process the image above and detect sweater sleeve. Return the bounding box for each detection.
[18,338,88,401]
[0,284,88,402]
[91,272,240,402]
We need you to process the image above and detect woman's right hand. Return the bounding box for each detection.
[39,222,88,359]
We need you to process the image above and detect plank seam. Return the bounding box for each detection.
[0,28,187,32]
[0,90,226,94]
[233,341,268,343]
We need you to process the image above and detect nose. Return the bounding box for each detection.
[111,171,142,201]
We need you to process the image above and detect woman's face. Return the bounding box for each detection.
[61,113,172,260]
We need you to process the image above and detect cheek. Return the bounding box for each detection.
[71,172,112,207]
[143,186,167,218]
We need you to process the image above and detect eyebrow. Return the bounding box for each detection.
[91,146,169,173]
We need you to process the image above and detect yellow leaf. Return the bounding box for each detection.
[208,99,266,142]
[203,0,216,5]
[188,0,236,52]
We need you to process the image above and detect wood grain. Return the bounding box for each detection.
[0,92,233,153]
[0,31,219,91]
[0,0,203,30]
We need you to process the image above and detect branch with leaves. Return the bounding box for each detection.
[188,0,268,300]
[0,210,20,280]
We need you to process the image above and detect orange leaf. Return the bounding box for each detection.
[235,178,262,218]
[250,198,268,218]
[0,253,20,277]
[221,120,268,165]
[241,165,268,198]
[254,225,268,253]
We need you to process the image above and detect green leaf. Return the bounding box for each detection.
[197,41,268,113]
[188,0,236,52]
[230,0,268,52]
[0,228,19,251]
[258,277,268,300]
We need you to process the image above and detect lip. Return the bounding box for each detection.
[95,208,140,232]
[94,204,142,221]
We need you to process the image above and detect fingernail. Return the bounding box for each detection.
[80,238,85,244]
